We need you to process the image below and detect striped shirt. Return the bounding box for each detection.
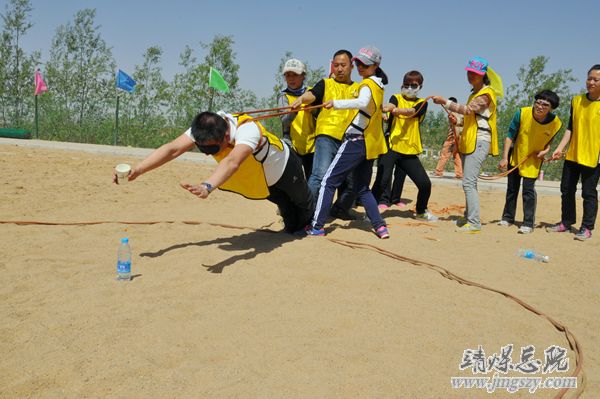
[446,88,492,142]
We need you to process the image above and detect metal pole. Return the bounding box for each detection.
[35,95,39,139]
[208,87,214,112]
[114,94,120,145]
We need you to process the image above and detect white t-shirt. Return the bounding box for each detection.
[185,112,289,186]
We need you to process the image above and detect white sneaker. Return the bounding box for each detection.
[497,220,512,227]
[415,209,438,222]
[518,226,533,234]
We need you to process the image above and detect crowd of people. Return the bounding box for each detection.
[112,47,600,242]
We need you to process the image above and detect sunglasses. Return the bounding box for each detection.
[195,143,221,155]
[354,60,369,68]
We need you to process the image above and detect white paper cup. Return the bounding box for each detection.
[115,163,131,184]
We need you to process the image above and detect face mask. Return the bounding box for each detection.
[196,143,221,155]
[401,85,420,99]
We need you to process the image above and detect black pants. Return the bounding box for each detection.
[372,151,431,214]
[299,152,314,182]
[560,160,600,230]
[501,168,537,227]
[267,150,315,233]
[372,154,407,205]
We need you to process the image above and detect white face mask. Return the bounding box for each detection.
[401,86,420,99]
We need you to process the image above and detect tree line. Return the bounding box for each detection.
[1,0,577,179]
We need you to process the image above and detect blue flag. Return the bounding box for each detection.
[116,69,136,93]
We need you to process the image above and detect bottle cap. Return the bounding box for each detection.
[121,237,129,243]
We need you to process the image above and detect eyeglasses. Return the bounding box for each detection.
[402,83,420,90]
[534,100,552,108]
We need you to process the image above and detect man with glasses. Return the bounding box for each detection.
[496,90,562,233]
[113,111,314,234]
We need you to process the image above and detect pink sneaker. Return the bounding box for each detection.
[393,201,407,207]
[378,204,389,211]
[546,222,569,233]
[375,226,390,239]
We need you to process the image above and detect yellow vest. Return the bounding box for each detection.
[212,114,284,200]
[344,78,388,160]
[510,107,562,178]
[285,90,316,155]
[315,78,359,140]
[459,86,499,156]
[565,94,600,168]
[388,95,426,154]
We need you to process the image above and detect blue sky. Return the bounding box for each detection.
[16,0,597,104]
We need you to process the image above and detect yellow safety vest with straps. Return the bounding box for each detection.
[343,78,387,160]
[388,95,426,155]
[459,86,499,156]
[212,114,284,200]
[315,78,359,141]
[510,107,562,178]
[565,94,600,168]
[284,88,316,155]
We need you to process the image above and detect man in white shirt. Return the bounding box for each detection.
[113,111,314,234]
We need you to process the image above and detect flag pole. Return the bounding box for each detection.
[34,94,39,139]
[114,94,120,145]
[208,87,214,112]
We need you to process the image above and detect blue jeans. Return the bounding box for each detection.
[308,135,355,212]
[312,138,385,230]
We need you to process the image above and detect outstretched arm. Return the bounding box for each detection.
[113,133,195,184]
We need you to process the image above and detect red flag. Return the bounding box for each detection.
[35,69,48,95]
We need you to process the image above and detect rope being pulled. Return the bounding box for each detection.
[327,238,585,399]
[0,217,585,398]
[234,104,325,125]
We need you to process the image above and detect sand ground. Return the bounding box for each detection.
[0,139,597,398]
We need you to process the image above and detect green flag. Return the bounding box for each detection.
[208,67,230,93]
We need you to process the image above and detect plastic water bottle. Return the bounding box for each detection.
[116,237,132,281]
[517,248,549,263]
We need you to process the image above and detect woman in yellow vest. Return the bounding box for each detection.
[549,64,600,241]
[278,58,317,178]
[497,90,562,234]
[304,45,390,239]
[377,70,437,221]
[433,56,503,234]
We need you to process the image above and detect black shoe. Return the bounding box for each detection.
[330,206,357,221]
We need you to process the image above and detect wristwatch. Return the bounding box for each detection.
[201,182,214,193]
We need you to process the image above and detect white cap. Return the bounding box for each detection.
[283,58,307,75]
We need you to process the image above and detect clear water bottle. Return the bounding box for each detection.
[116,237,132,281]
[517,248,549,263]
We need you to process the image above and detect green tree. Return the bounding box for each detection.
[45,8,115,142]
[498,55,576,135]
[0,0,39,127]
[169,34,258,129]
[111,45,172,147]
[483,56,577,178]
[262,51,325,135]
